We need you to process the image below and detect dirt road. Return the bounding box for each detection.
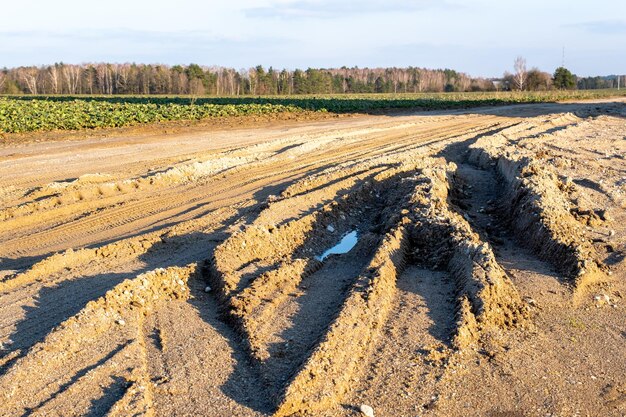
[1,101,625,416]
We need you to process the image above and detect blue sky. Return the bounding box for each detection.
[0,0,624,77]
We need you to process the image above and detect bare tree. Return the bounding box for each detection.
[114,63,130,93]
[96,64,113,94]
[0,71,6,92]
[63,65,81,94]
[19,67,39,94]
[526,68,552,91]
[457,73,471,91]
[248,68,257,95]
[48,64,61,94]
[390,67,400,94]
[513,56,527,91]
[225,68,236,95]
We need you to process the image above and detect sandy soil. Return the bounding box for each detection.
[1,100,625,417]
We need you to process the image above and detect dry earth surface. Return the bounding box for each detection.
[1,100,625,417]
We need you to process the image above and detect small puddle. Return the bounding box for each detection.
[316,230,358,261]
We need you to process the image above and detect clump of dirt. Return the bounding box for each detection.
[93,265,193,315]
[570,207,609,227]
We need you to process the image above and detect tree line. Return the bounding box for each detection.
[0,62,620,96]
[577,75,624,90]
[0,63,500,95]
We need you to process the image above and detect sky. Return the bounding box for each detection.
[0,0,624,77]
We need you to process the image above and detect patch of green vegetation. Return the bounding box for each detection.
[0,100,304,133]
[568,317,586,331]
[1,90,624,134]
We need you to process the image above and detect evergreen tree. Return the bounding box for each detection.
[185,64,205,80]
[553,67,576,90]
[292,69,307,94]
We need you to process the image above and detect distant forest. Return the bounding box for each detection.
[0,63,620,95]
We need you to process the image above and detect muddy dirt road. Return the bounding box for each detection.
[1,101,625,417]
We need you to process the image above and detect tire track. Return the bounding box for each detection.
[2,105,620,416]
[1,116,506,266]
[208,158,528,415]
[465,129,609,297]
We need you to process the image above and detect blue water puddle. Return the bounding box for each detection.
[316,230,358,261]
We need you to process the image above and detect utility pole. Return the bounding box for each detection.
[618,75,620,90]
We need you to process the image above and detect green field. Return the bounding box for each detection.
[1,90,624,134]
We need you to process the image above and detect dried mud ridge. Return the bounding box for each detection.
[0,104,621,416]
